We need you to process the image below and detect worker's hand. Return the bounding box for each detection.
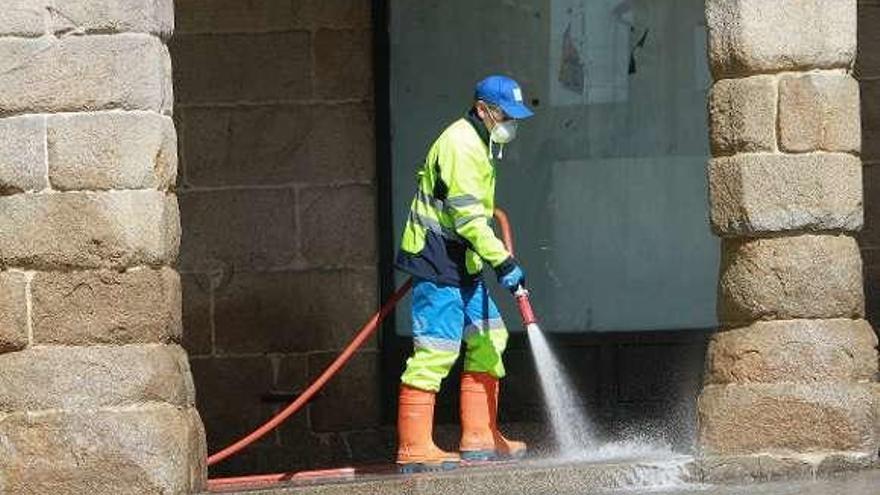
[496,262,525,292]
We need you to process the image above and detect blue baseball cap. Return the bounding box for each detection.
[474,75,534,119]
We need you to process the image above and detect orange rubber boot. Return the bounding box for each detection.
[459,372,527,461]
[396,385,460,473]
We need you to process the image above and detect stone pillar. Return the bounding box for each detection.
[699,0,880,480]
[0,2,206,494]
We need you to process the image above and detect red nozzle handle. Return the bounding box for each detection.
[514,286,537,326]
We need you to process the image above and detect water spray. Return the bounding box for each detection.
[513,273,687,489]
[514,284,597,458]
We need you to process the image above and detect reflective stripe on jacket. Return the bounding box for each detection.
[395,112,513,286]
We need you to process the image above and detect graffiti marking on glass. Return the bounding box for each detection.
[550,0,634,106]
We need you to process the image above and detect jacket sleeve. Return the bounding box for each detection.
[437,138,514,272]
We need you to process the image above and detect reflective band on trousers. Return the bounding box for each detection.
[414,336,461,352]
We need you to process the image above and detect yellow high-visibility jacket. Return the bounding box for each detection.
[396,111,514,286]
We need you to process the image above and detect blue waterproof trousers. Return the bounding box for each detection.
[401,278,509,392]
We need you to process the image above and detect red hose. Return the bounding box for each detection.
[206,278,413,467]
[205,209,516,487]
[208,468,355,491]
[493,208,516,257]
[494,209,538,327]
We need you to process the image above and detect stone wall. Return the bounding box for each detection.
[170,0,381,476]
[0,1,205,493]
[699,0,880,480]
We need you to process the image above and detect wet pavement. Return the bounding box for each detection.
[207,456,880,495]
[635,469,880,495]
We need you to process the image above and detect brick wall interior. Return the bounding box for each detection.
[859,1,880,327]
[171,0,381,476]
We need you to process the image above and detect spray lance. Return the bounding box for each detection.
[514,286,540,332]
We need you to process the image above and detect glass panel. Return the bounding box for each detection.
[390,0,717,334]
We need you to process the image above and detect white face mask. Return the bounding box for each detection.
[484,106,518,159]
[491,120,518,144]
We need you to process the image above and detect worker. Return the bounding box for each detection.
[394,75,534,472]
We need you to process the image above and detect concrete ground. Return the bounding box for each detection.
[645,469,880,495]
[208,456,880,495]
[660,470,880,495]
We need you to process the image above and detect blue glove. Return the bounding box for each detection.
[497,263,525,292]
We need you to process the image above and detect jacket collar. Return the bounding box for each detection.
[465,108,490,145]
